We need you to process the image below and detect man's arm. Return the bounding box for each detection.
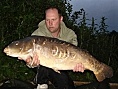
[67,30,85,72]
[25,54,84,72]
[67,29,78,46]
[29,30,85,72]
[31,28,45,36]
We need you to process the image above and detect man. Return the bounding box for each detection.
[26,7,84,89]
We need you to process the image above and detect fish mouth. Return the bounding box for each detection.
[3,47,19,57]
[4,47,9,55]
[3,47,12,56]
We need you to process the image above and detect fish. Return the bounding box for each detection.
[3,36,113,82]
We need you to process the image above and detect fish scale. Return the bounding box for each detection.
[3,36,113,82]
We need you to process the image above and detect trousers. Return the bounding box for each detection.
[34,65,76,89]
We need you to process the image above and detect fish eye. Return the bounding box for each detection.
[15,43,18,45]
[15,41,19,45]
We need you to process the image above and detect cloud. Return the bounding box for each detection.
[70,0,118,32]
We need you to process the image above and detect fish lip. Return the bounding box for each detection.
[3,47,11,56]
[3,48,8,54]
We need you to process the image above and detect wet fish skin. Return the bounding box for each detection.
[3,36,113,82]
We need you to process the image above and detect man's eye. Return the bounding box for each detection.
[46,19,49,21]
[52,19,56,21]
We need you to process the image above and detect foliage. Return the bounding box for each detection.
[0,0,118,83]
[0,0,76,82]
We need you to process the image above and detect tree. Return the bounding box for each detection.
[0,0,81,81]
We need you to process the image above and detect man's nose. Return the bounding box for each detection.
[49,20,53,26]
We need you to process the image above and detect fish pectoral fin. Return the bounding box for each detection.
[52,68,60,74]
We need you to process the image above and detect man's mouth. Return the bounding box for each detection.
[49,27,54,28]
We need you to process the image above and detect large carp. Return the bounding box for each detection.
[4,36,113,82]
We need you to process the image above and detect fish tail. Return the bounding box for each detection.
[94,63,113,82]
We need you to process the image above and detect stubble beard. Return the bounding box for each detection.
[49,26,60,33]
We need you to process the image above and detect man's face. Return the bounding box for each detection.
[45,8,63,33]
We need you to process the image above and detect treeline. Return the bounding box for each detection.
[0,0,118,82]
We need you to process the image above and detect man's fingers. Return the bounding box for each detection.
[32,53,40,66]
[24,54,40,67]
[26,57,31,63]
[33,58,40,66]
[78,63,84,72]
[73,63,85,72]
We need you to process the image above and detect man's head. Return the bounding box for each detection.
[45,7,63,34]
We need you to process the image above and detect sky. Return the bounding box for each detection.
[70,0,118,32]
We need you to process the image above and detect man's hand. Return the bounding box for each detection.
[73,63,85,72]
[26,53,40,67]
[19,53,40,68]
[19,54,85,71]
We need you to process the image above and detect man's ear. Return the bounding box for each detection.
[60,16,63,22]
